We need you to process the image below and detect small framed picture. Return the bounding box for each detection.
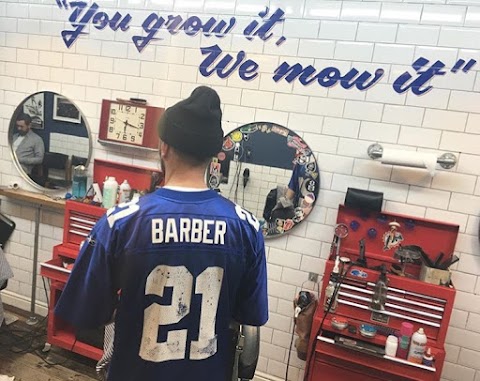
[53,95,81,124]
[23,93,44,129]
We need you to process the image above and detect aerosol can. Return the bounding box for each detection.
[408,328,427,364]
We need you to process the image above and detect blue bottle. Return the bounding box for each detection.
[72,165,87,199]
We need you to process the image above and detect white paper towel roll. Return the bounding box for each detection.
[381,149,437,176]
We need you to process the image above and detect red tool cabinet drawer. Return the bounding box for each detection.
[40,258,71,283]
[313,361,386,381]
[62,200,105,248]
[313,337,440,381]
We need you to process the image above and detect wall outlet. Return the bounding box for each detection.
[308,272,319,283]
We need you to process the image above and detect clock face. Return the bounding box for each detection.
[107,103,147,145]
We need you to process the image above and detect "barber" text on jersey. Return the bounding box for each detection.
[151,218,227,244]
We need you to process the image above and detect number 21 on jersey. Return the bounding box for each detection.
[139,265,224,362]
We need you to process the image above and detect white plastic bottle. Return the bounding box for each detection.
[385,335,398,357]
[118,180,131,204]
[407,328,427,364]
[102,176,119,209]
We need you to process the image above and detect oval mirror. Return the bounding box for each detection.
[208,122,320,238]
[8,91,92,191]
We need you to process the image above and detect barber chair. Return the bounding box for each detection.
[42,152,70,188]
[71,155,88,167]
[96,322,260,381]
[229,323,260,381]
[0,212,16,250]
[30,164,46,186]
[0,213,15,290]
[43,152,69,176]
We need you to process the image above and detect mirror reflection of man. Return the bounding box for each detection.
[12,113,45,176]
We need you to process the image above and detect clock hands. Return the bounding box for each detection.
[117,118,139,129]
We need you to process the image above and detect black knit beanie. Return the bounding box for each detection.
[157,86,223,159]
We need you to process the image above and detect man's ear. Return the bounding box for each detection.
[159,141,170,159]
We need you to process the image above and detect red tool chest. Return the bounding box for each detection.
[41,201,106,360]
[305,205,459,381]
[40,159,163,360]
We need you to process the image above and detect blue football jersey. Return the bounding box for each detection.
[55,188,268,381]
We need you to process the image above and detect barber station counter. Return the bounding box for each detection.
[0,187,66,211]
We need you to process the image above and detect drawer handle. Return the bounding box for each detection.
[70,216,96,226]
[69,229,89,237]
[41,263,71,274]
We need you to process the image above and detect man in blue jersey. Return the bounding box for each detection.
[55,86,268,381]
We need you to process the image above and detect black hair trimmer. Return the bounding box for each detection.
[357,239,367,268]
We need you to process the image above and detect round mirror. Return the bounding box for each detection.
[208,122,320,238]
[8,91,92,191]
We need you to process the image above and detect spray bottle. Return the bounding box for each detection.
[408,328,427,364]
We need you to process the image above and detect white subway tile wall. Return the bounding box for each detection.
[1,1,480,380]
[219,161,293,220]
[49,133,90,160]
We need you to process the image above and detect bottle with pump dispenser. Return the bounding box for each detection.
[118,180,131,204]
[102,176,119,209]
[72,165,87,199]
[408,327,427,364]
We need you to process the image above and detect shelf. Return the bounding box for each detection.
[40,258,71,283]
[384,355,435,372]
[97,139,158,152]
[317,335,437,373]
[0,187,66,211]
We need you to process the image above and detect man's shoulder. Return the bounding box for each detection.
[106,192,261,234]
[28,131,43,142]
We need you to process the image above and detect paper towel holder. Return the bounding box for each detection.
[367,143,457,169]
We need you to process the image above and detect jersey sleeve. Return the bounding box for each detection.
[233,229,269,326]
[54,216,119,329]
[288,164,301,194]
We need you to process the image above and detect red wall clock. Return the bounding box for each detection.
[98,99,164,151]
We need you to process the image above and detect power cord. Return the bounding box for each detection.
[0,275,51,354]
[303,262,354,381]
[0,275,77,367]
[242,168,250,209]
[34,336,78,366]
[286,291,315,381]
[228,160,242,204]
[285,321,296,381]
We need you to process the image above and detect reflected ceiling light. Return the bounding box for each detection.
[423,12,463,24]
[176,0,203,8]
[309,9,340,18]
[237,4,264,13]
[205,1,234,10]
[342,8,378,19]
[381,9,418,21]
